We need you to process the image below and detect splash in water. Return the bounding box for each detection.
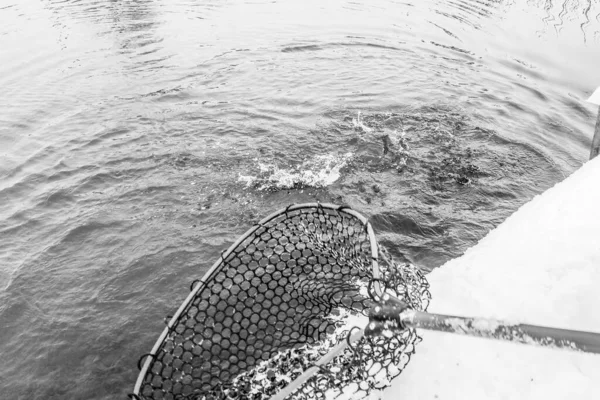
[239,153,354,191]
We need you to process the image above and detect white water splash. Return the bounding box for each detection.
[352,111,373,133]
[239,153,353,190]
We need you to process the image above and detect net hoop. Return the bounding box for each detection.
[132,203,381,397]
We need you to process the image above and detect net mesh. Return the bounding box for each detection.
[132,204,430,400]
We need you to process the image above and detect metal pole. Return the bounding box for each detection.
[367,294,600,354]
[400,310,600,354]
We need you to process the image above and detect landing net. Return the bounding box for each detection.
[131,203,430,400]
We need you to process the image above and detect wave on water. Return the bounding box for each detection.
[239,153,353,191]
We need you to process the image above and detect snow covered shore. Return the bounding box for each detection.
[385,156,600,399]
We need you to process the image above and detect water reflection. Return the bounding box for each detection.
[435,0,508,30]
[44,0,170,71]
[528,0,600,42]
[430,0,600,44]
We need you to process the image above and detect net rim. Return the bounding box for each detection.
[132,202,380,396]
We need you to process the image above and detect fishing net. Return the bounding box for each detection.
[131,203,430,400]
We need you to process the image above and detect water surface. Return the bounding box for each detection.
[0,0,599,398]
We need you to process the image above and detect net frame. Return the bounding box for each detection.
[132,201,600,399]
[131,203,383,399]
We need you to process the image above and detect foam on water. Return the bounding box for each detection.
[239,153,354,191]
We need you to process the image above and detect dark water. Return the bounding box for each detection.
[0,0,599,398]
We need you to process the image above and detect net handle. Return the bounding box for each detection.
[398,310,600,354]
[370,294,600,354]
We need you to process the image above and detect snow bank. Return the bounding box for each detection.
[589,87,600,106]
[384,156,600,399]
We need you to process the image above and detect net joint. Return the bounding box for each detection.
[137,353,156,371]
[190,279,201,291]
[346,326,362,352]
[336,204,352,212]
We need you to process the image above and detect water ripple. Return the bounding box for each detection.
[0,0,598,399]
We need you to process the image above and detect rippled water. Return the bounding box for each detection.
[1,0,599,398]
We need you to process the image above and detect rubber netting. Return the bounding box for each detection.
[132,204,430,400]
